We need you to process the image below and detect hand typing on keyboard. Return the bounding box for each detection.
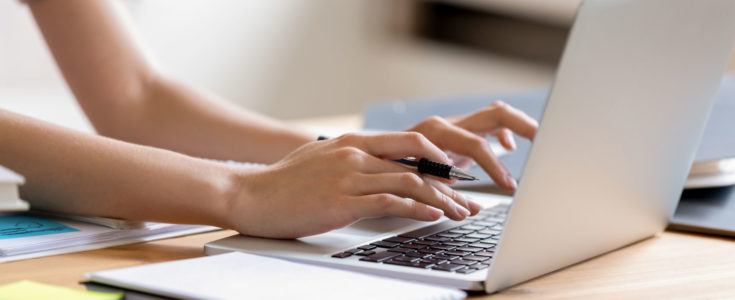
[224,103,536,239]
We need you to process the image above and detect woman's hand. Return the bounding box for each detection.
[408,101,538,191]
[226,132,481,239]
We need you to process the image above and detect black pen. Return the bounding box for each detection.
[394,158,478,181]
[317,136,477,181]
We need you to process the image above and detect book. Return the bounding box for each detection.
[363,74,735,190]
[84,252,466,300]
[0,213,216,263]
[0,165,29,212]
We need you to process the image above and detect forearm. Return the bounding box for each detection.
[94,75,313,163]
[0,109,238,226]
[29,0,312,164]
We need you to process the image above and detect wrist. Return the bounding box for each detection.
[214,165,261,233]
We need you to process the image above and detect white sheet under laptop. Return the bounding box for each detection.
[207,0,735,293]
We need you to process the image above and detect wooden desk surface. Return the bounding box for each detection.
[3,112,735,299]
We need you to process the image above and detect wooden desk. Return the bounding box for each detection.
[3,114,735,299]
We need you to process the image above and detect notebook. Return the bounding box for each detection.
[363,74,735,190]
[0,213,216,263]
[84,252,466,300]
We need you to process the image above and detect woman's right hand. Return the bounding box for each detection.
[225,132,481,239]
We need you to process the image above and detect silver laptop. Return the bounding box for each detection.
[206,0,735,293]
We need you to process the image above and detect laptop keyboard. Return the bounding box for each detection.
[331,204,509,274]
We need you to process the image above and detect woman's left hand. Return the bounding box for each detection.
[407,101,538,191]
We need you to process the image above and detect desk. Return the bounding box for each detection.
[3,114,735,299]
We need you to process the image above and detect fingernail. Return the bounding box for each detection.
[508,137,517,150]
[428,207,443,219]
[467,199,482,215]
[456,205,470,218]
[506,175,517,190]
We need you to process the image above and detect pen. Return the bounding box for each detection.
[316,135,477,180]
[394,158,478,181]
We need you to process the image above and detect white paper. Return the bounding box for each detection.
[86,252,466,300]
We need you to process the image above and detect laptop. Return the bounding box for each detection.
[206,0,735,293]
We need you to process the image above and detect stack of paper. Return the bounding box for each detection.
[0,165,29,212]
[0,214,215,262]
[85,252,466,300]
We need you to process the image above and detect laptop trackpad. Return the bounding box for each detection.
[330,217,430,238]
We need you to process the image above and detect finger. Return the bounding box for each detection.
[357,154,454,184]
[448,152,475,169]
[349,194,443,221]
[456,101,538,140]
[425,178,482,215]
[334,132,450,164]
[353,173,470,220]
[431,122,517,191]
[494,128,516,151]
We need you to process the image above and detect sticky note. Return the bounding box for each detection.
[0,214,78,239]
[0,280,121,300]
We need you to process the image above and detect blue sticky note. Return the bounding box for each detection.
[0,214,78,239]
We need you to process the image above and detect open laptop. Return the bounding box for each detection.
[206,0,735,293]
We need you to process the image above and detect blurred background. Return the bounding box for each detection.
[0,0,733,130]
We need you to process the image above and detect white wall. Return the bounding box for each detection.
[0,0,554,124]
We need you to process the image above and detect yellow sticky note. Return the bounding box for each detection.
[0,280,121,300]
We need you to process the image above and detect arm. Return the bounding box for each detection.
[0,109,235,226]
[28,0,312,164]
[0,109,478,238]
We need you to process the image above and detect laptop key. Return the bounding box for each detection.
[413,240,438,246]
[454,238,480,243]
[355,250,375,256]
[393,256,418,263]
[470,263,490,270]
[469,243,495,249]
[456,268,479,274]
[463,255,489,262]
[384,236,414,244]
[449,229,474,235]
[358,245,377,251]
[433,254,455,261]
[386,260,434,269]
[387,247,415,254]
[444,250,470,257]
[475,251,494,258]
[432,263,465,272]
[402,243,427,250]
[472,221,498,227]
[430,245,456,251]
[419,248,442,255]
[437,233,463,238]
[424,236,451,243]
[465,233,492,240]
[331,252,353,258]
[461,225,484,231]
[400,221,468,238]
[480,239,498,245]
[371,241,400,248]
[453,259,477,266]
[406,251,431,259]
[442,241,468,247]
[456,247,482,253]
[359,250,402,262]
[345,249,362,254]
[422,258,447,265]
